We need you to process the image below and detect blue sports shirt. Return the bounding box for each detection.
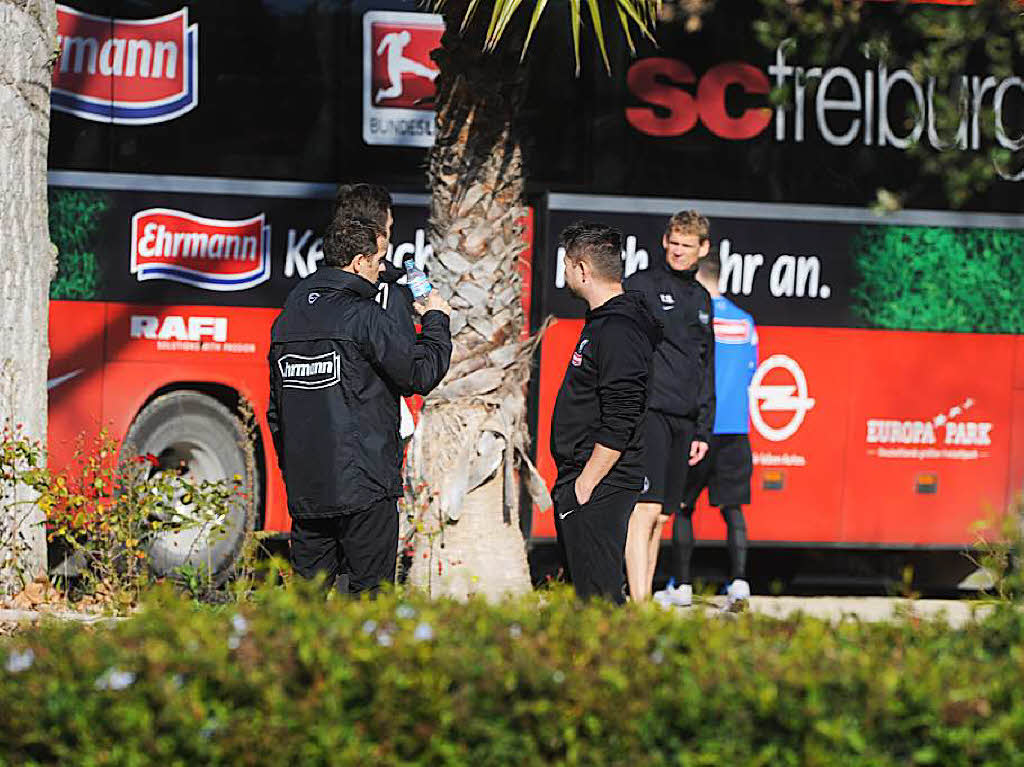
[710,296,758,434]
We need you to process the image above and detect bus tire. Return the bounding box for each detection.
[123,390,256,586]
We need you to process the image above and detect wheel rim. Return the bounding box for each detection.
[149,439,234,559]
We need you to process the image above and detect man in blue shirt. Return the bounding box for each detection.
[654,255,757,610]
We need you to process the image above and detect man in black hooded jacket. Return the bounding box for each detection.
[267,216,451,594]
[550,222,663,603]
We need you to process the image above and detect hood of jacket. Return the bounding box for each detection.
[587,290,664,347]
[378,261,406,285]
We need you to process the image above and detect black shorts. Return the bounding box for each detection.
[637,411,696,512]
[682,433,753,508]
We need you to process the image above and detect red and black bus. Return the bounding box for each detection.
[46,0,1024,585]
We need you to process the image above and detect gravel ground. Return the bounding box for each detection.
[695,596,995,628]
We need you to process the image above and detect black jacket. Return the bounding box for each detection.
[550,291,663,491]
[267,268,452,519]
[624,264,716,442]
[375,261,415,333]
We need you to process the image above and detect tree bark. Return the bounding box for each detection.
[405,12,540,600]
[0,0,57,595]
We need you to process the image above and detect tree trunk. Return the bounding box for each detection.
[405,12,543,600]
[0,0,57,595]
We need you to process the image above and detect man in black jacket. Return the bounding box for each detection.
[267,216,452,594]
[333,183,417,438]
[622,210,715,602]
[551,223,663,603]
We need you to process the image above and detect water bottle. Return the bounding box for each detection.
[404,259,432,299]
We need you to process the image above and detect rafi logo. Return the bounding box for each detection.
[52,5,199,125]
[278,352,341,390]
[131,208,271,291]
[363,11,444,147]
[131,315,227,343]
[571,338,590,367]
[713,317,752,344]
[749,354,816,442]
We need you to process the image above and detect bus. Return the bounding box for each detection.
[45,0,1024,587]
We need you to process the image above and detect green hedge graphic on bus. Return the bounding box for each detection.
[49,189,109,301]
[852,225,1024,334]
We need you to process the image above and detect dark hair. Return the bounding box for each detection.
[333,183,392,229]
[665,210,710,242]
[323,215,385,269]
[560,222,623,282]
[697,254,720,280]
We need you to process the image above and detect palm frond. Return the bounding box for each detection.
[520,0,552,62]
[434,0,661,75]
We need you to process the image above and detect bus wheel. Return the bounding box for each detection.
[123,391,256,586]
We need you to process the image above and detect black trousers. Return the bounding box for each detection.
[290,498,399,595]
[553,481,638,605]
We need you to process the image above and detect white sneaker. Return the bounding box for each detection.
[723,579,750,612]
[653,583,693,608]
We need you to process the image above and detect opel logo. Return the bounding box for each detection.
[749,354,816,442]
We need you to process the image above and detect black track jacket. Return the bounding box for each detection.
[550,291,664,491]
[624,264,716,442]
[267,268,451,519]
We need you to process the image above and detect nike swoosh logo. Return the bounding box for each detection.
[558,508,576,520]
[661,306,675,311]
[47,369,83,391]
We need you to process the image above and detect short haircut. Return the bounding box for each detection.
[665,210,710,242]
[333,183,392,229]
[560,222,623,282]
[323,215,385,269]
[697,255,720,281]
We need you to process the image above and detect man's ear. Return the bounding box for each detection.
[698,240,711,259]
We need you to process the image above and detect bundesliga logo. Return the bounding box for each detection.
[363,11,444,147]
[51,5,199,125]
[131,209,271,291]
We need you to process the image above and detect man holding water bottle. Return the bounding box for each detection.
[268,213,452,595]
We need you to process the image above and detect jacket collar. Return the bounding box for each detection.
[662,263,698,282]
[307,266,378,298]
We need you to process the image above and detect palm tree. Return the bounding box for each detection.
[0,0,57,595]
[405,0,662,598]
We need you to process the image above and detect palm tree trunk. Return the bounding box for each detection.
[0,0,57,594]
[405,11,541,599]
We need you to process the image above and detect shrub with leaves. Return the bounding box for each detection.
[1,426,242,613]
[0,581,1021,766]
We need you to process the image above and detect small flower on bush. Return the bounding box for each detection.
[94,668,136,691]
[4,649,34,674]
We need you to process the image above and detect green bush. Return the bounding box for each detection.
[852,225,1024,333]
[2,583,1022,766]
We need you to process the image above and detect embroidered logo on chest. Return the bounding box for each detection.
[571,338,590,367]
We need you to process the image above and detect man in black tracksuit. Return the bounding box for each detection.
[267,216,452,594]
[622,210,715,602]
[551,223,663,603]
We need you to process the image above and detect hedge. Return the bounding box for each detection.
[2,583,1023,766]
